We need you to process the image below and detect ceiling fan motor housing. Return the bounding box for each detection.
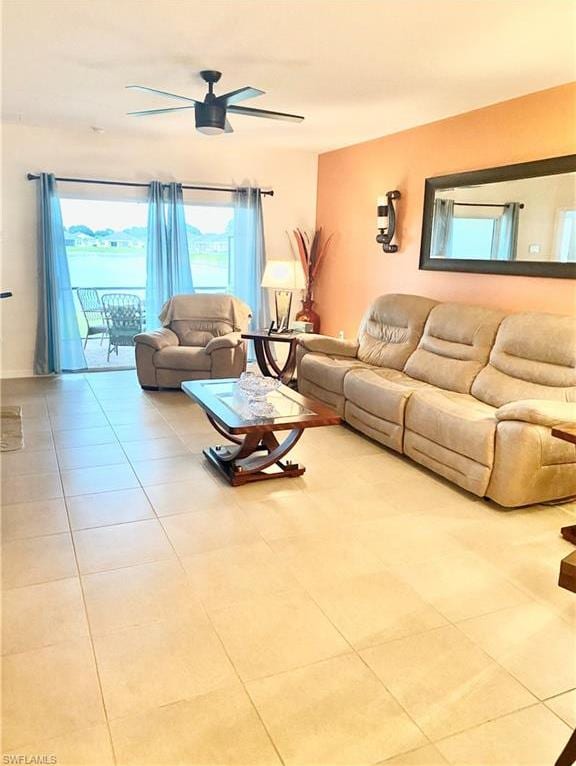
[195,102,226,134]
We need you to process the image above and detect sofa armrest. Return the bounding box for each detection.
[495,399,576,428]
[134,327,179,351]
[297,333,359,358]
[205,332,243,355]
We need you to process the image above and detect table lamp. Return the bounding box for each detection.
[261,260,306,332]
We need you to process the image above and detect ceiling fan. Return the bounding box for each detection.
[126,70,304,135]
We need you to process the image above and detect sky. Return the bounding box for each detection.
[60,199,234,234]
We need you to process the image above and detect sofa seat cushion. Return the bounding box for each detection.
[154,346,212,371]
[344,368,433,425]
[299,353,373,395]
[405,389,497,466]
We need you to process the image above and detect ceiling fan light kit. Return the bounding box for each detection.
[127,70,304,135]
[195,103,227,135]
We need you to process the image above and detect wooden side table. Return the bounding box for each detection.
[555,551,576,766]
[242,330,300,385]
[551,424,576,544]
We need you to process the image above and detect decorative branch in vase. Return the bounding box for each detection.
[289,227,333,334]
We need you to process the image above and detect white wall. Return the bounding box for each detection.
[0,123,318,377]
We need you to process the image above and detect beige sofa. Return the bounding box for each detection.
[135,294,251,390]
[297,294,576,508]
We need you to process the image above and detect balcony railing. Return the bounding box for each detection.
[71,286,230,296]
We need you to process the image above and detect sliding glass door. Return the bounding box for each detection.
[183,204,234,293]
[60,195,237,370]
[60,198,148,369]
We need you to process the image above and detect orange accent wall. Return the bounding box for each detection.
[315,82,576,337]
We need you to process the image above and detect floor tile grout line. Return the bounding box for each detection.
[297,579,436,751]
[425,580,575,706]
[209,526,441,752]
[429,699,569,748]
[49,386,120,766]
[543,686,576,702]
[332,532,576,705]
[138,507,288,766]
[543,701,576,730]
[5,374,576,760]
[99,394,295,762]
[259,534,553,747]
[354,566,548,711]
[91,387,208,540]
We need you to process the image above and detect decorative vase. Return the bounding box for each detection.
[295,296,320,333]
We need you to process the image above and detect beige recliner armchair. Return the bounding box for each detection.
[134,294,252,390]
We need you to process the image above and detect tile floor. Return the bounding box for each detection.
[1,370,575,765]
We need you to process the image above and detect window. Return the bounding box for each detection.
[60,198,148,290]
[556,209,576,262]
[183,204,234,292]
[451,217,497,260]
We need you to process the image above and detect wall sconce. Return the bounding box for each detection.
[376,190,401,253]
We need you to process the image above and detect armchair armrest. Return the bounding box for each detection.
[134,327,179,351]
[297,333,359,358]
[496,399,576,428]
[205,332,242,354]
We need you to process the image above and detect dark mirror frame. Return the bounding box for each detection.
[419,154,576,279]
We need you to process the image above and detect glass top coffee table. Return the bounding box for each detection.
[182,378,341,486]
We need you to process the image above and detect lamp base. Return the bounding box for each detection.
[274,290,293,332]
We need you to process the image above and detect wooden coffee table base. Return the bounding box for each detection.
[182,379,340,487]
[204,416,305,485]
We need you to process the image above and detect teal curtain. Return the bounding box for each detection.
[145,181,194,329]
[34,173,87,374]
[493,202,521,261]
[431,198,454,258]
[232,187,269,330]
[166,182,194,294]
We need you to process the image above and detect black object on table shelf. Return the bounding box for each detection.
[1,291,13,299]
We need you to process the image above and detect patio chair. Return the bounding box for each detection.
[101,293,145,362]
[77,288,107,347]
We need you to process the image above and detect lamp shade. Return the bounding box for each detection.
[261,260,306,289]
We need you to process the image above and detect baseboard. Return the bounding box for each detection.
[1,369,37,379]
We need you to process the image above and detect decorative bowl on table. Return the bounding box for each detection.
[236,372,281,401]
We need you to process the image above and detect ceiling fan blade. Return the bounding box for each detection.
[227,105,304,123]
[224,119,234,133]
[126,85,199,104]
[127,105,196,117]
[215,86,265,106]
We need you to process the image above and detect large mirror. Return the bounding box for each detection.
[419,155,576,278]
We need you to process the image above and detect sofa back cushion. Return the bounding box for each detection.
[471,312,576,406]
[170,319,234,347]
[404,303,506,394]
[357,294,438,368]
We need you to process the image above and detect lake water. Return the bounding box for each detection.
[68,252,228,289]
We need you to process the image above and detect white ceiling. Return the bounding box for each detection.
[2,0,575,152]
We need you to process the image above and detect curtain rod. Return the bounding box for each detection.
[26,173,274,196]
[453,202,524,209]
